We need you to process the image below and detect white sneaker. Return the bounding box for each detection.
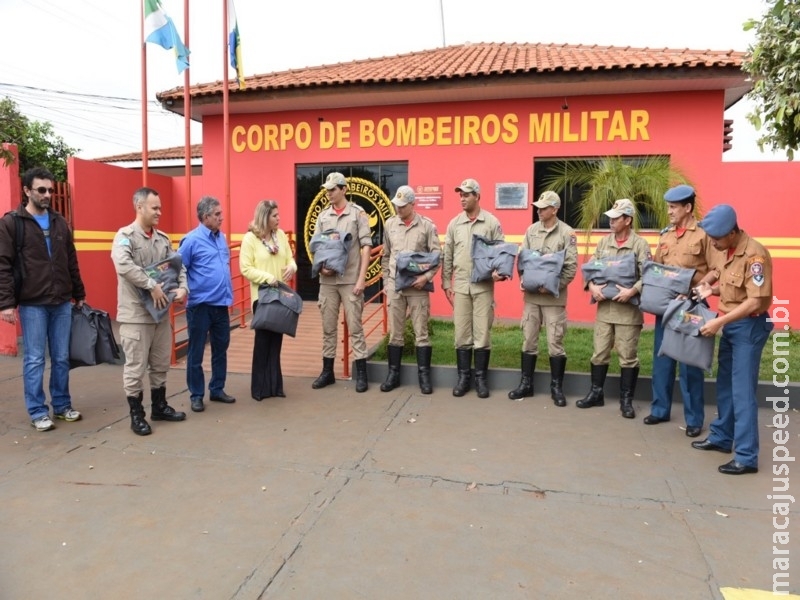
[55,408,82,422]
[31,415,55,431]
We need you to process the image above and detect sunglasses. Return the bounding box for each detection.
[31,186,55,194]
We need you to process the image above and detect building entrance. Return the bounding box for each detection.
[294,163,408,301]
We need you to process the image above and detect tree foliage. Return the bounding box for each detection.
[541,156,693,232]
[0,97,78,181]
[743,0,800,160]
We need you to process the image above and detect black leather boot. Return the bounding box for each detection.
[452,347,472,397]
[576,363,608,409]
[312,357,336,389]
[127,392,151,436]
[380,345,403,392]
[619,366,639,419]
[416,346,433,395]
[508,352,536,400]
[150,386,186,421]
[549,355,568,407]
[355,358,368,393]
[473,348,491,399]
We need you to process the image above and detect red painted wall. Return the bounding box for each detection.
[0,144,21,354]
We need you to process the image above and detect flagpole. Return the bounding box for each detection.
[140,0,149,186]
[222,0,231,240]
[184,0,192,232]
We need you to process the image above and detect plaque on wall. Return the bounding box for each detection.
[495,183,529,209]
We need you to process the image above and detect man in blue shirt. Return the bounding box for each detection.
[178,196,235,412]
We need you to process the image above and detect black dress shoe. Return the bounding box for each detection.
[210,392,236,403]
[718,460,758,475]
[691,439,732,453]
[685,426,702,438]
[191,398,204,412]
[643,414,669,425]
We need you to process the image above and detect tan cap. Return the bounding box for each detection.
[604,198,635,218]
[392,185,415,207]
[321,172,347,190]
[533,190,561,209]
[454,178,480,194]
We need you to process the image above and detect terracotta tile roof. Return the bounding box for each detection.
[158,42,746,101]
[95,144,203,162]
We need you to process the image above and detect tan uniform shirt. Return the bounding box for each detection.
[522,219,578,307]
[315,202,373,286]
[381,213,440,297]
[653,218,714,286]
[442,209,504,295]
[710,231,773,315]
[590,232,651,325]
[111,222,187,324]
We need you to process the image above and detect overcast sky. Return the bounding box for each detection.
[0,0,785,161]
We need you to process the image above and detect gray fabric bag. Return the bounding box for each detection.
[580,252,639,306]
[137,253,183,323]
[658,297,717,371]
[310,229,353,278]
[250,282,304,337]
[395,250,440,292]
[639,261,695,316]
[470,235,518,283]
[517,249,566,297]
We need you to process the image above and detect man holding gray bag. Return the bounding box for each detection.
[508,191,577,405]
[643,185,715,437]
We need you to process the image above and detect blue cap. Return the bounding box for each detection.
[699,204,737,237]
[664,184,696,203]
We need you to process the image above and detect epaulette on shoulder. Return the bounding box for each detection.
[659,225,671,235]
[119,225,135,236]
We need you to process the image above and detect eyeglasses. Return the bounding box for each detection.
[31,186,55,195]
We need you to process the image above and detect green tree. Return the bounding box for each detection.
[0,97,77,180]
[541,155,693,232]
[743,0,800,160]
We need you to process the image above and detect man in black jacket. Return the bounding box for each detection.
[0,167,86,431]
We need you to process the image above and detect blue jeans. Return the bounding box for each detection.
[707,314,772,468]
[650,315,705,427]
[186,304,230,400]
[19,302,73,419]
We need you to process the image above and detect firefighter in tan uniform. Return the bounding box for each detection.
[508,191,577,406]
[442,178,505,399]
[645,185,716,437]
[692,204,773,475]
[111,187,188,436]
[310,172,373,393]
[379,186,440,394]
[577,199,651,419]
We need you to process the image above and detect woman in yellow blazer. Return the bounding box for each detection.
[239,200,297,400]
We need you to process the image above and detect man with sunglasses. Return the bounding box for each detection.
[0,166,86,432]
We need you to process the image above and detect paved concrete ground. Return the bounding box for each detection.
[0,354,798,599]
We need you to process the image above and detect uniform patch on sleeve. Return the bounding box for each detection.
[750,257,766,286]
[117,237,130,246]
[570,234,577,246]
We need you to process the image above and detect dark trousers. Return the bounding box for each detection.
[650,315,705,427]
[251,301,285,399]
[186,304,231,400]
[708,314,772,468]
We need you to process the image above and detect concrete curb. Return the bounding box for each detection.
[365,360,794,407]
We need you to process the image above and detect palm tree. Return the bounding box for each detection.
[541,156,695,231]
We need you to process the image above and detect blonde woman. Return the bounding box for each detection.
[240,200,297,400]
